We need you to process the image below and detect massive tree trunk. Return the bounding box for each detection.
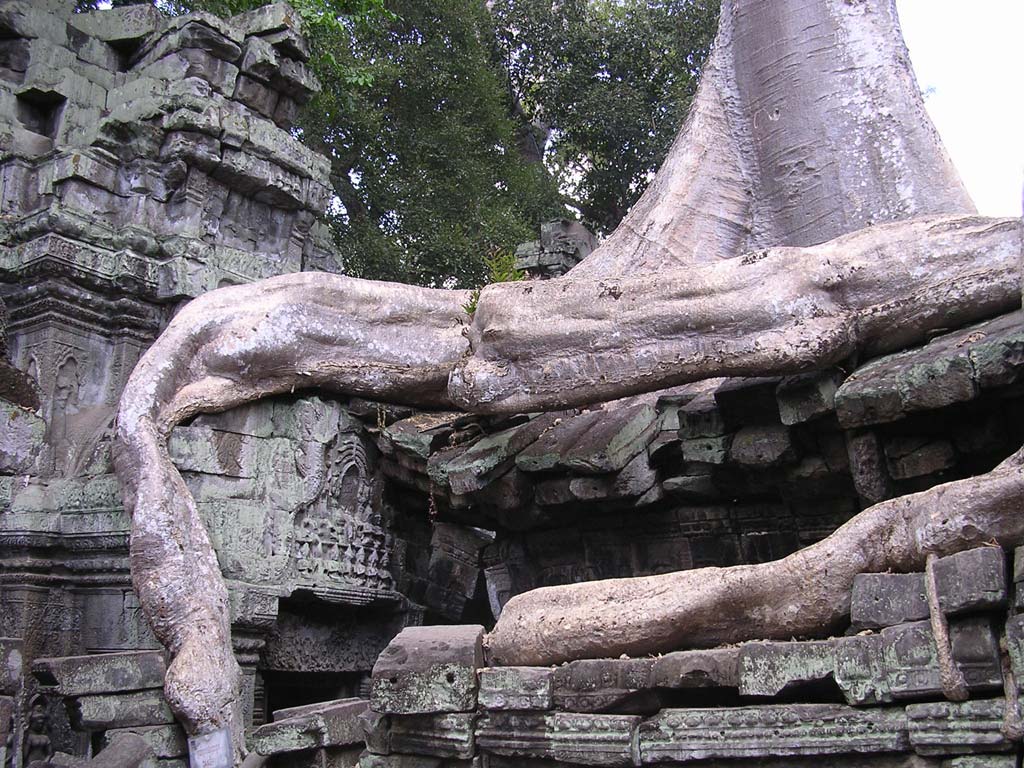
[113,0,1021,758]
[573,0,974,277]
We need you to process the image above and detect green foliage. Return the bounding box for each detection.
[72,0,718,286]
[315,0,563,288]
[462,248,524,317]
[490,0,719,234]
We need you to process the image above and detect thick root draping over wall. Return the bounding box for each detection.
[114,276,472,757]
[451,217,1021,413]
[486,443,1024,665]
[113,0,1020,757]
[115,216,1021,754]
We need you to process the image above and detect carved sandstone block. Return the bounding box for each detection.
[775,370,843,425]
[33,651,166,696]
[931,547,1007,616]
[906,699,1013,756]
[102,724,187,759]
[357,753,475,768]
[388,713,476,760]
[476,712,639,768]
[69,690,175,730]
[252,698,368,755]
[648,648,739,690]
[738,640,835,697]
[639,704,909,762]
[0,638,23,695]
[478,667,553,711]
[835,618,1002,706]
[851,573,929,629]
[371,625,484,715]
[552,658,653,712]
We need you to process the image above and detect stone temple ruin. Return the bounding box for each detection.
[1,1,1024,768]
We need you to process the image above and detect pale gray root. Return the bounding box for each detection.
[114,274,470,758]
[451,215,1022,413]
[572,0,974,277]
[486,444,1024,666]
[924,553,969,701]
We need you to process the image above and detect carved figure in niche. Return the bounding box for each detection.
[22,695,52,768]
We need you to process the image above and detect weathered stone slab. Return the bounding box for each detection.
[728,424,794,467]
[102,725,187,759]
[885,437,955,480]
[370,625,483,714]
[679,435,730,464]
[477,712,639,767]
[0,638,23,695]
[0,401,44,473]
[649,648,739,690]
[551,658,653,712]
[68,4,162,44]
[945,758,1016,768]
[895,354,977,413]
[478,667,553,711]
[515,411,600,472]
[0,695,15,739]
[357,754,472,768]
[388,713,475,760]
[1014,546,1024,611]
[88,732,156,768]
[381,412,466,460]
[677,390,726,438]
[851,573,929,629]
[359,709,390,755]
[836,361,906,428]
[896,618,1001,700]
[252,699,368,755]
[33,651,166,696]
[639,703,909,762]
[846,429,894,504]
[738,640,835,697]
[776,370,843,425]
[931,547,1007,616]
[69,689,175,730]
[834,632,890,706]
[661,468,720,502]
[560,402,657,474]
[906,699,1013,756]
[434,414,559,494]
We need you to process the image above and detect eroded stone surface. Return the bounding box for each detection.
[371,626,484,715]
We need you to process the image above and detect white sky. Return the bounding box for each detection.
[896,0,1023,216]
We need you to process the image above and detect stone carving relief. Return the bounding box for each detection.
[291,431,394,593]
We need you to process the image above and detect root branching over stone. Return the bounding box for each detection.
[115,216,1020,750]
[114,276,470,755]
[113,0,1024,756]
[487,446,1024,665]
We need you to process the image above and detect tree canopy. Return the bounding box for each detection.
[490,0,719,235]
[78,0,719,287]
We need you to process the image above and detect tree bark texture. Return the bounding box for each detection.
[114,277,470,754]
[572,0,974,277]
[112,0,1022,756]
[452,216,1021,413]
[486,444,1024,665]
